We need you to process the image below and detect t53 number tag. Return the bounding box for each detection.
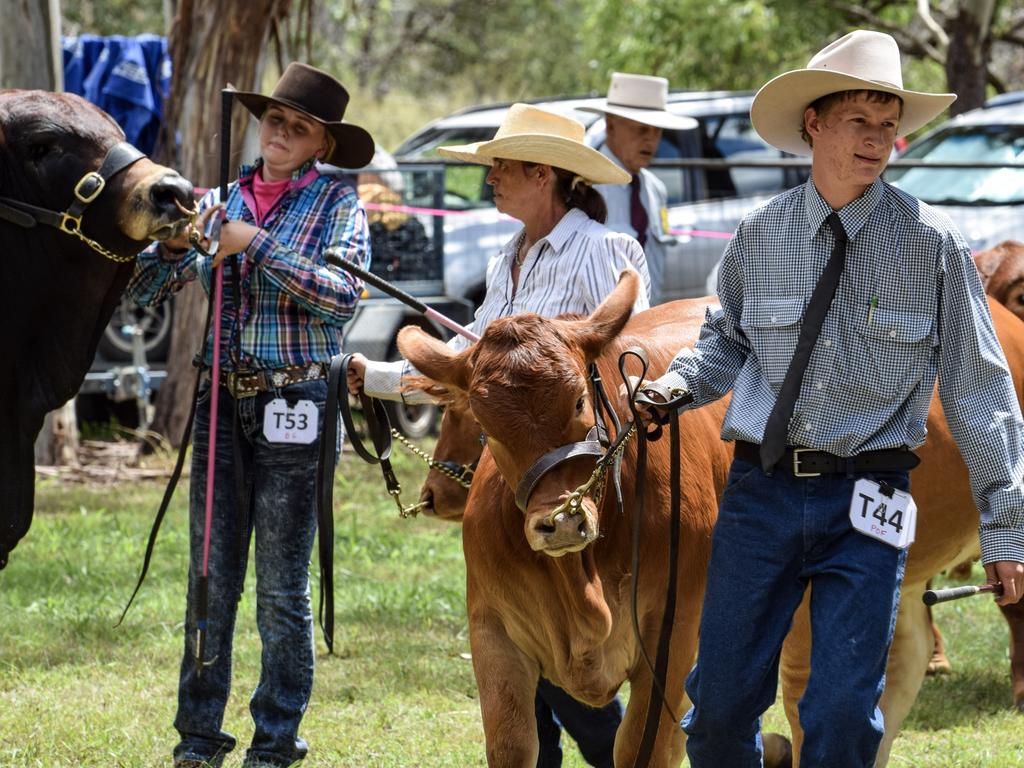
[263,398,318,444]
[848,478,916,549]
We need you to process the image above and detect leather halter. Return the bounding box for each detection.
[0,141,146,263]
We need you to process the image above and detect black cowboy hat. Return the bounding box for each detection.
[234,62,375,168]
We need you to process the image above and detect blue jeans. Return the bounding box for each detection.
[683,456,908,768]
[536,678,622,767]
[173,379,326,768]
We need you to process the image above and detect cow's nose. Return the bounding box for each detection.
[535,509,591,547]
[149,173,194,218]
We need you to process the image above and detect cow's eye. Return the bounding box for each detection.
[575,396,586,415]
[29,142,52,161]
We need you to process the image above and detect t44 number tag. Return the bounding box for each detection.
[849,478,916,549]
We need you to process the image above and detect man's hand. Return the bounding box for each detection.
[985,561,1024,606]
[618,376,670,426]
[346,353,368,396]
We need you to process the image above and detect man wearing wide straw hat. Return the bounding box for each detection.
[631,29,1024,766]
[580,73,697,304]
[347,103,649,766]
[130,62,374,768]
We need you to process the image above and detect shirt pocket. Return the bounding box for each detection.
[740,297,804,385]
[847,308,934,400]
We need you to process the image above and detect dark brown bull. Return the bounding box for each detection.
[0,90,193,569]
[398,273,792,766]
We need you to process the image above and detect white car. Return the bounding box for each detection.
[394,91,805,305]
[886,94,1024,252]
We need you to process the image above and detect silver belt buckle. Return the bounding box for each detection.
[792,448,821,477]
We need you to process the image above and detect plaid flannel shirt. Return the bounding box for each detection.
[656,177,1024,563]
[128,158,369,369]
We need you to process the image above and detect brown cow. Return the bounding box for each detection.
[415,295,1024,763]
[399,273,791,767]
[975,241,1024,323]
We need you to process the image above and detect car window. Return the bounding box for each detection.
[396,126,496,210]
[887,125,1024,205]
[709,114,794,197]
[651,128,704,204]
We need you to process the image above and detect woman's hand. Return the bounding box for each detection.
[346,353,368,395]
[213,221,260,267]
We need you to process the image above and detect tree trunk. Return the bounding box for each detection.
[150,0,293,445]
[945,0,998,115]
[0,0,62,89]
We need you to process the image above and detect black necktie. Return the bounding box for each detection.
[760,212,848,474]
[630,174,648,248]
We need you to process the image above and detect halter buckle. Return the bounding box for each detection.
[74,171,106,204]
[59,211,83,235]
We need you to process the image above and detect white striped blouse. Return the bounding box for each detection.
[362,207,651,401]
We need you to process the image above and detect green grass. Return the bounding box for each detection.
[2,443,1023,766]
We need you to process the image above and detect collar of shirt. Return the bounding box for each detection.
[502,207,593,262]
[803,176,884,242]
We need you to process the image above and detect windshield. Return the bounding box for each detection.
[887,125,1024,205]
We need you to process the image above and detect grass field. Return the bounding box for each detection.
[2,439,1023,767]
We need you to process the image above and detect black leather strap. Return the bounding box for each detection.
[514,427,606,512]
[735,440,920,475]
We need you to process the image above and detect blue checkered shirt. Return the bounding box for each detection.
[128,159,369,369]
[656,177,1024,563]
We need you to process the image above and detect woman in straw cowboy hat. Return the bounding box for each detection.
[129,62,375,768]
[346,103,650,766]
[630,28,1024,767]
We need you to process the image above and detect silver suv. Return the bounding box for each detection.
[394,91,805,305]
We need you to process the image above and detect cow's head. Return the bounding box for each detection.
[975,241,1024,323]
[0,90,194,569]
[417,393,481,522]
[400,271,639,555]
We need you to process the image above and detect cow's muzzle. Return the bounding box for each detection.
[526,496,598,556]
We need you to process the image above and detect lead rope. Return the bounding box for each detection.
[619,347,690,768]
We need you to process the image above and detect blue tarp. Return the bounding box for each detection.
[62,34,171,155]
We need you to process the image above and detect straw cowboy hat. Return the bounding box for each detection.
[578,72,698,131]
[751,29,956,156]
[234,62,375,168]
[437,103,630,185]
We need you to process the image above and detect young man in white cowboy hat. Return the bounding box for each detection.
[579,73,697,304]
[630,29,1024,766]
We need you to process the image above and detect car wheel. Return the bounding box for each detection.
[384,397,438,440]
[97,298,173,363]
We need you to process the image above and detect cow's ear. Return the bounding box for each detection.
[397,326,472,393]
[567,269,638,361]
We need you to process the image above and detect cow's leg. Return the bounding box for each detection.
[779,594,812,766]
[617,591,700,767]
[469,613,541,767]
[1000,599,1024,712]
[874,580,933,767]
[926,599,952,675]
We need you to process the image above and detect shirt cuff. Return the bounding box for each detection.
[246,229,275,266]
[979,524,1024,565]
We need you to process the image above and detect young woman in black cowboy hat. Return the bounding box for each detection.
[129,62,375,768]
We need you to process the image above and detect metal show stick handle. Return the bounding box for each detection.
[923,583,1003,605]
[324,249,480,343]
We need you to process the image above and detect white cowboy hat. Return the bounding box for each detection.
[578,72,698,131]
[751,29,956,156]
[437,103,630,185]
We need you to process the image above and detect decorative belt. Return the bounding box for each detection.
[218,362,329,398]
[733,440,920,477]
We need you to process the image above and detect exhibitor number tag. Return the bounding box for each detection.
[848,478,916,549]
[263,398,318,444]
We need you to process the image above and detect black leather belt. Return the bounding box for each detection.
[734,440,920,477]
